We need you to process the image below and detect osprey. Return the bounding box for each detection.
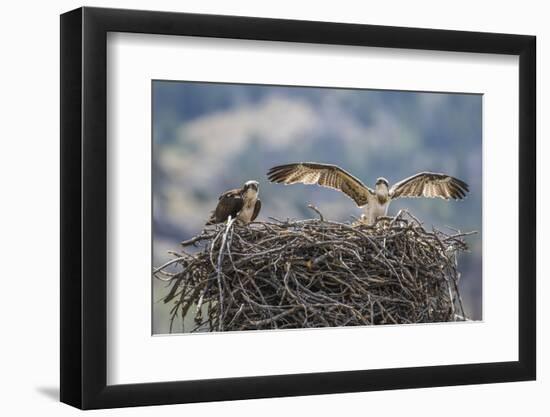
[267,162,469,224]
[207,180,262,225]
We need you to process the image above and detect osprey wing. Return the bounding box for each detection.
[207,188,244,224]
[251,199,261,222]
[267,162,372,207]
[389,172,469,200]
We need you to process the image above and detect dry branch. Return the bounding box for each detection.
[154,210,473,333]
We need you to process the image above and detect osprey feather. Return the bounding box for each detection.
[267,162,468,224]
[207,180,262,225]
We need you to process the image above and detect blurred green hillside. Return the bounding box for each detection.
[152,81,482,333]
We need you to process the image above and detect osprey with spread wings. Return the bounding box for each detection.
[267,162,469,224]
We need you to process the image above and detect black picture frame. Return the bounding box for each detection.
[60,6,536,410]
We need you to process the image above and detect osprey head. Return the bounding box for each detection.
[243,180,259,197]
[375,177,389,188]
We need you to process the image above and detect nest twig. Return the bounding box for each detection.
[154,209,474,333]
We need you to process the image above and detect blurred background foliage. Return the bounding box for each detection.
[152,81,482,334]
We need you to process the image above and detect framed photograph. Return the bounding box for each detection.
[60,6,536,409]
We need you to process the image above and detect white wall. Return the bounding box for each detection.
[0,0,545,415]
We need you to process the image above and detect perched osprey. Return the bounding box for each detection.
[267,162,469,224]
[207,180,262,225]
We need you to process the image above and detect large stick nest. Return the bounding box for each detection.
[154,209,473,333]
